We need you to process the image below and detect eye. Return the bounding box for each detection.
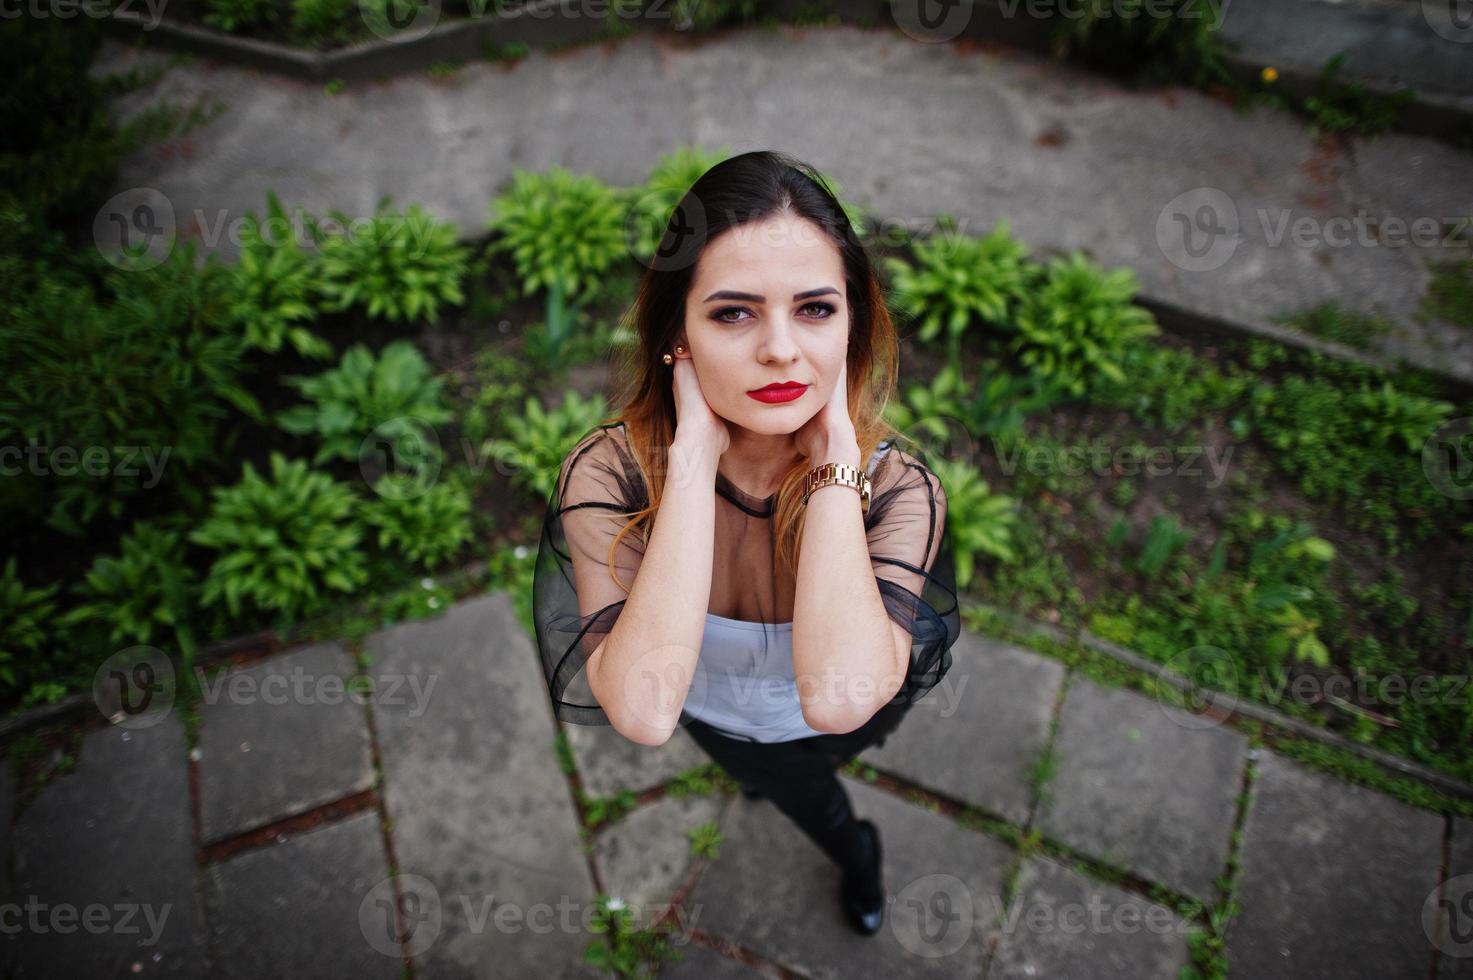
[801,301,837,318]
[712,306,751,324]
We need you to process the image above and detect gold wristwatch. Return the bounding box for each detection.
[802,461,872,516]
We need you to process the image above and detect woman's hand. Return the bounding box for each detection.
[670,351,731,477]
[795,358,859,464]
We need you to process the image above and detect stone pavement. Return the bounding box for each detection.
[91,24,1473,385]
[1,591,1467,978]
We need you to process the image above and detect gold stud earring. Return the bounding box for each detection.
[662,353,673,365]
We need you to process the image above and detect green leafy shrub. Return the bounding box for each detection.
[290,0,355,45]
[486,167,628,359]
[1046,0,1233,90]
[484,391,612,502]
[583,893,684,978]
[277,340,452,465]
[60,519,198,662]
[190,453,369,623]
[1247,369,1457,532]
[884,218,1035,363]
[312,198,469,324]
[362,475,474,569]
[1085,340,1252,431]
[885,361,1061,446]
[204,0,279,33]
[0,245,262,534]
[1134,514,1193,577]
[930,457,1018,590]
[1010,250,1159,397]
[0,557,59,692]
[626,145,732,262]
[228,191,331,359]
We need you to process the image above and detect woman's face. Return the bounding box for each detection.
[680,212,850,436]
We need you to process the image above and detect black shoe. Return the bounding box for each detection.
[739,783,762,801]
[839,818,884,936]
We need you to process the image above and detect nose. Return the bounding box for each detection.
[757,314,801,365]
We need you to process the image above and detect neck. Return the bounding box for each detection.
[718,425,804,497]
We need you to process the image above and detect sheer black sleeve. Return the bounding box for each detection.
[532,423,648,726]
[863,442,962,705]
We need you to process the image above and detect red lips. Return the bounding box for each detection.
[747,382,809,404]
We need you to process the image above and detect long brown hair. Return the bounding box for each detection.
[597,149,902,591]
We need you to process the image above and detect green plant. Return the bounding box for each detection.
[483,391,612,502]
[0,244,262,534]
[277,340,453,465]
[930,457,1018,589]
[59,518,199,663]
[884,217,1035,365]
[227,191,332,360]
[1275,300,1393,353]
[1351,380,1453,453]
[0,557,59,692]
[290,0,355,44]
[1046,0,1234,90]
[362,475,474,569]
[204,0,278,32]
[487,167,628,361]
[311,198,469,324]
[886,361,1062,446]
[1010,250,1159,397]
[686,821,723,859]
[626,145,732,262]
[1418,256,1473,331]
[1301,52,1415,138]
[583,894,684,979]
[190,453,369,623]
[1134,514,1193,578]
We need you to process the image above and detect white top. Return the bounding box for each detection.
[683,613,825,743]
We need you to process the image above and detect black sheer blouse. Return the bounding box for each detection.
[531,421,961,735]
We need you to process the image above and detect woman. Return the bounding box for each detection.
[531,149,961,937]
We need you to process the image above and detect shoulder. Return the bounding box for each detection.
[870,439,943,501]
[558,421,647,510]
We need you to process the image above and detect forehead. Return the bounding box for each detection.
[693,213,844,288]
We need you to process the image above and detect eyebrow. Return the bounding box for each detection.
[702,287,841,303]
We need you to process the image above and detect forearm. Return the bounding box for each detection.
[590,438,717,745]
[793,437,904,734]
